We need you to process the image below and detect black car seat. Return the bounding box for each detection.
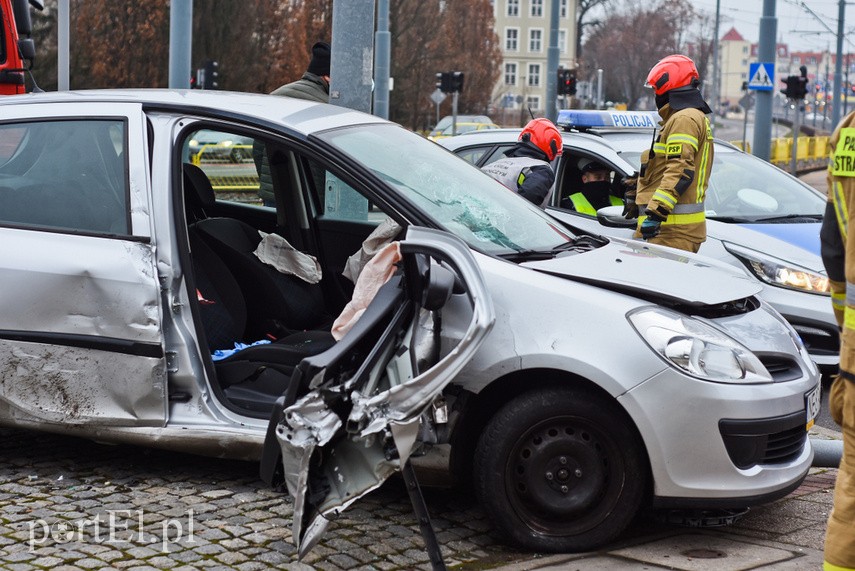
[183,163,331,339]
[189,227,336,414]
[183,166,336,414]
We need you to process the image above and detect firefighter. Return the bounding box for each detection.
[624,54,714,253]
[481,118,562,207]
[820,109,855,571]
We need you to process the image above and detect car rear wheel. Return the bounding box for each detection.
[473,387,648,552]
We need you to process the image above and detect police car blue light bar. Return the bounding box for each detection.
[556,110,660,130]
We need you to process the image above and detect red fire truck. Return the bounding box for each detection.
[0,0,42,95]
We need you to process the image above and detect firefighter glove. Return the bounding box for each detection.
[622,199,638,219]
[640,209,666,240]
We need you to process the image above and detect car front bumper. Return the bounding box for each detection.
[619,367,818,506]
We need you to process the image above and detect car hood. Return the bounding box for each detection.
[522,238,761,306]
[708,221,823,272]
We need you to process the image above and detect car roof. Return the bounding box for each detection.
[0,89,389,136]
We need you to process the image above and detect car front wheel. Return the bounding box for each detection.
[473,387,648,552]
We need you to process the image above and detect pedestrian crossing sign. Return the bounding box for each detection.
[747,62,775,91]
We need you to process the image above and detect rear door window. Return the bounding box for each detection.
[0,120,129,235]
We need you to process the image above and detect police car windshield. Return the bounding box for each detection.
[619,148,825,220]
[317,124,573,255]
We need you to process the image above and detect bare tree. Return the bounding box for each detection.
[389,0,500,130]
[576,0,613,59]
[583,0,705,109]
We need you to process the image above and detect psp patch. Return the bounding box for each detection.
[666,143,682,158]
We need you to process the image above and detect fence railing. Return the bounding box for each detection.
[729,136,829,173]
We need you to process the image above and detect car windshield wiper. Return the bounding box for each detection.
[500,236,608,262]
[706,215,763,223]
[751,213,824,223]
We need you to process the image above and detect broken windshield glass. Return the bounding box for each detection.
[318,124,572,255]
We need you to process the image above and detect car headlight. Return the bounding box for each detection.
[724,242,829,295]
[628,307,772,384]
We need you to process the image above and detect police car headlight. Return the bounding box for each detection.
[628,307,772,383]
[724,243,830,295]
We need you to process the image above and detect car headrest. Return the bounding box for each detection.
[183,163,217,210]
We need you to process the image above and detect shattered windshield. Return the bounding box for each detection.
[317,124,572,255]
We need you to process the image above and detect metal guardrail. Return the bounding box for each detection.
[729,135,829,173]
[192,144,261,195]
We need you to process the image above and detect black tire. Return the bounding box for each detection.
[473,387,648,552]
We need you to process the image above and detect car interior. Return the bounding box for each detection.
[178,126,418,418]
[554,151,628,210]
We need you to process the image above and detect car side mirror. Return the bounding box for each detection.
[17,38,35,62]
[597,205,635,229]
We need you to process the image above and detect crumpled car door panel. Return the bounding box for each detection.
[263,227,494,558]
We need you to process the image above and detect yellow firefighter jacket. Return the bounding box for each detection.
[820,110,855,570]
[631,104,714,248]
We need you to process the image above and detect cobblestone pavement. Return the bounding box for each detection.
[0,424,841,570]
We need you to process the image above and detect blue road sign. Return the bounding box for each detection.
[748,62,775,92]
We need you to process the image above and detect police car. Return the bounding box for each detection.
[439,109,836,373]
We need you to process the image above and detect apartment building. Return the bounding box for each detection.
[490,0,576,121]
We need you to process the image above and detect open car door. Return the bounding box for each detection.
[260,227,494,560]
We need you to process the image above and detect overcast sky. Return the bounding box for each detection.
[690,0,854,53]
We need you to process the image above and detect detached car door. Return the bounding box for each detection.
[261,227,494,558]
[0,102,166,426]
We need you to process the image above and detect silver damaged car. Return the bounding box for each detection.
[0,90,820,555]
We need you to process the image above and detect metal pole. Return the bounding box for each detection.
[452,91,458,135]
[790,99,801,175]
[168,0,193,89]
[824,45,830,130]
[545,0,560,121]
[743,104,749,150]
[330,0,375,112]
[57,0,69,90]
[832,0,845,126]
[596,68,603,110]
[373,0,390,119]
[711,0,721,117]
[752,0,776,161]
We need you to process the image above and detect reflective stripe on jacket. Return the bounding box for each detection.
[482,156,554,207]
[634,104,714,247]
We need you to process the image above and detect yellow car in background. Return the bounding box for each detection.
[428,119,499,140]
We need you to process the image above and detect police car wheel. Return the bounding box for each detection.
[473,387,648,552]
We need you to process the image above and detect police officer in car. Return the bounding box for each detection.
[624,54,714,253]
[562,158,623,215]
[481,118,562,207]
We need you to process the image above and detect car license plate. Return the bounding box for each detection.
[805,385,821,430]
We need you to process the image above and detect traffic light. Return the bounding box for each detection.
[780,74,807,100]
[557,68,576,95]
[202,60,219,90]
[450,71,464,93]
[435,71,464,93]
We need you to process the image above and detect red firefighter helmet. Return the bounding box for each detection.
[646,55,699,95]
[519,118,563,161]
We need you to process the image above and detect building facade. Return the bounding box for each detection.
[490,0,576,123]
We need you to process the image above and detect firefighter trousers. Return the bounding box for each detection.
[825,376,855,570]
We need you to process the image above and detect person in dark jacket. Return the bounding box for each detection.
[271,41,331,103]
[481,118,562,207]
[255,42,331,205]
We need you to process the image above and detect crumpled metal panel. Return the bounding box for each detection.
[273,227,496,558]
[0,229,162,343]
[0,341,165,425]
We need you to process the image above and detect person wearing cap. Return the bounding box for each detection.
[624,54,714,253]
[562,158,623,215]
[254,41,331,206]
[481,118,562,207]
[270,41,331,103]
